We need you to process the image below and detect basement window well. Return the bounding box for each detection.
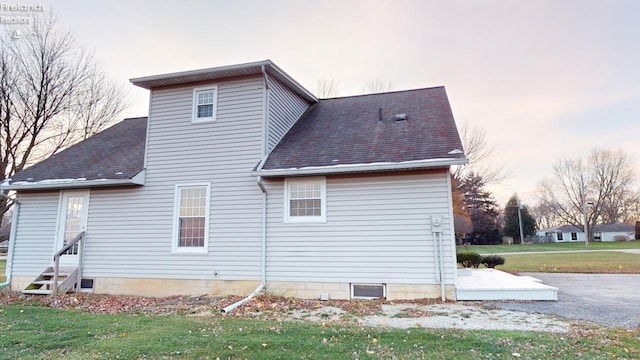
[351,283,386,299]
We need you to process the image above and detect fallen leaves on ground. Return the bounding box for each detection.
[0,290,415,319]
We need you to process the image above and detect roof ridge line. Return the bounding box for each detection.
[319,86,446,100]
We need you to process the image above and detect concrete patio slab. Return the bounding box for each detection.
[455,269,558,301]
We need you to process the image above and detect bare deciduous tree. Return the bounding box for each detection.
[452,120,507,185]
[315,78,340,98]
[363,78,392,94]
[530,202,562,230]
[0,15,127,215]
[537,148,637,239]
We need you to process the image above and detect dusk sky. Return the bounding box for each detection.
[3,0,638,205]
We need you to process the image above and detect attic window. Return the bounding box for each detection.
[192,86,217,123]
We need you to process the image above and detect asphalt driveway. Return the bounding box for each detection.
[491,273,640,329]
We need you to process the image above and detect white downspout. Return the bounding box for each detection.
[0,191,19,288]
[221,66,271,314]
[431,230,440,298]
[431,215,445,302]
[437,232,445,301]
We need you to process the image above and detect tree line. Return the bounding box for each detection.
[453,122,638,244]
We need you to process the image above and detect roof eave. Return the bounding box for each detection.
[130,60,317,103]
[254,158,469,177]
[2,170,145,191]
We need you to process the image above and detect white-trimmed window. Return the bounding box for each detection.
[173,184,210,253]
[192,86,217,123]
[284,177,326,223]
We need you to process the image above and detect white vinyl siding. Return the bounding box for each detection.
[11,192,60,276]
[284,177,326,223]
[265,171,456,285]
[192,86,217,123]
[266,76,310,153]
[78,77,265,280]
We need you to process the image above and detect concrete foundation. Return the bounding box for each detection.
[11,275,456,300]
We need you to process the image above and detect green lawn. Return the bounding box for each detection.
[502,251,640,273]
[459,240,640,254]
[0,305,637,359]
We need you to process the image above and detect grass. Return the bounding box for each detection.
[457,240,640,273]
[459,240,640,254]
[502,251,640,273]
[0,305,638,359]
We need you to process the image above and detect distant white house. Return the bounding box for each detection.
[537,223,635,242]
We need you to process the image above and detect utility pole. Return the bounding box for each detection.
[583,200,594,250]
[517,202,525,245]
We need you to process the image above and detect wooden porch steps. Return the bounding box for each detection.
[23,266,79,296]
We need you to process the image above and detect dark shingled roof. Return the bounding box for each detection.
[8,117,147,184]
[261,87,465,171]
[540,223,635,233]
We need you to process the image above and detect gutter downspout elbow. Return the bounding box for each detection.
[220,284,265,314]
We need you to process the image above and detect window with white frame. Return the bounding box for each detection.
[192,86,217,123]
[173,184,210,252]
[284,177,326,222]
[594,232,602,240]
[571,232,578,240]
[557,232,564,241]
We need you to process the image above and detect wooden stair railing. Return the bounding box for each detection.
[52,231,85,297]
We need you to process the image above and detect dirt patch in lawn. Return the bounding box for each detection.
[0,290,569,332]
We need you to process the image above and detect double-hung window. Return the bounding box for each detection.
[192,86,217,123]
[284,177,326,223]
[173,184,210,253]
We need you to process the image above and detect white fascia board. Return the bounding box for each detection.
[254,158,469,177]
[1,170,146,190]
[130,60,271,89]
[129,60,317,103]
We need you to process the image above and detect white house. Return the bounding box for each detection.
[1,60,468,301]
[537,223,636,242]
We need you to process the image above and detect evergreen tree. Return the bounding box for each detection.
[503,194,537,244]
[458,172,501,244]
